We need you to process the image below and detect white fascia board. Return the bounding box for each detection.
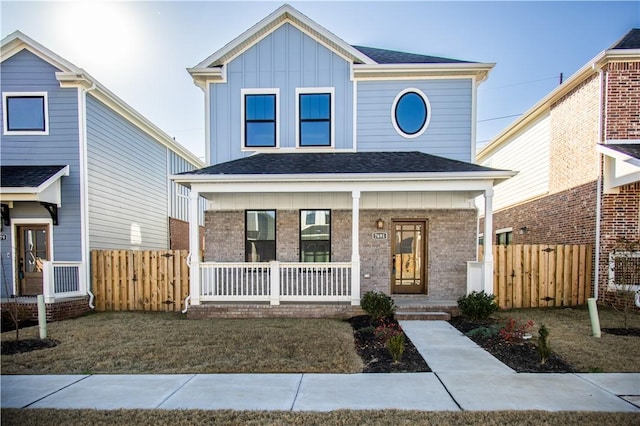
[594,49,640,68]
[191,4,374,70]
[1,31,78,72]
[353,63,494,81]
[0,165,69,206]
[186,67,225,90]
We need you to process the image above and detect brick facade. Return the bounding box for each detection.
[169,217,205,251]
[187,303,363,319]
[605,61,640,140]
[204,208,477,301]
[1,296,91,328]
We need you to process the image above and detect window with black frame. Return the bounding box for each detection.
[300,210,330,262]
[246,210,276,262]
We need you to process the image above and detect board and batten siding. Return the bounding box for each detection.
[209,23,353,164]
[357,79,473,162]
[206,191,476,211]
[0,50,82,279]
[86,95,169,250]
[478,112,551,214]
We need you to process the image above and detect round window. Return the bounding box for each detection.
[392,89,430,138]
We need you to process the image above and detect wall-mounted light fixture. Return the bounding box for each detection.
[519,226,529,235]
[376,218,385,229]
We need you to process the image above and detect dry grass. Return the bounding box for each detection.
[0,312,363,374]
[495,305,640,372]
[1,409,638,426]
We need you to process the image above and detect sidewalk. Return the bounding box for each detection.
[2,321,639,412]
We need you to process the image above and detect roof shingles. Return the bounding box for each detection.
[1,165,67,188]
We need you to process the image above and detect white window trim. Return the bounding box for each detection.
[391,88,431,139]
[3,91,49,135]
[295,87,335,149]
[608,251,640,292]
[240,88,279,151]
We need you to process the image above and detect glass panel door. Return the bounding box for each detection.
[17,225,49,296]
[392,222,426,294]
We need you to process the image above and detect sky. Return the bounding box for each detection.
[2,1,638,162]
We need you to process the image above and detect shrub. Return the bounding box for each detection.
[500,317,534,342]
[537,324,551,365]
[387,333,405,363]
[361,291,396,321]
[457,291,498,321]
[465,325,500,339]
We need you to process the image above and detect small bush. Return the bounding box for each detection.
[499,317,534,342]
[387,333,405,363]
[537,324,551,365]
[361,291,396,321]
[457,291,498,321]
[465,325,500,339]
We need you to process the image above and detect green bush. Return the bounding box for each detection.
[387,333,405,363]
[457,291,498,321]
[537,324,551,365]
[361,291,396,321]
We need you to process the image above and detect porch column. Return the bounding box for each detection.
[351,190,361,305]
[189,189,201,306]
[483,187,494,295]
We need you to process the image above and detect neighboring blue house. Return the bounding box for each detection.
[173,4,514,317]
[0,32,204,317]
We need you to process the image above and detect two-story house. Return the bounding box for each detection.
[476,29,640,308]
[0,31,205,321]
[173,4,514,318]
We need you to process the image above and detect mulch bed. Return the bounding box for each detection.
[348,315,431,373]
[1,338,59,355]
[448,316,576,373]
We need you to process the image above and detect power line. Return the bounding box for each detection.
[477,113,522,123]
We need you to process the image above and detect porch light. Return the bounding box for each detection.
[376,218,385,229]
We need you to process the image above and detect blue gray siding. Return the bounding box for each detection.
[209,23,353,164]
[357,79,473,162]
[86,95,168,250]
[168,150,205,226]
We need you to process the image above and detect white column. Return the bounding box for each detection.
[42,261,55,303]
[483,187,494,295]
[270,260,280,305]
[189,189,201,305]
[351,190,361,305]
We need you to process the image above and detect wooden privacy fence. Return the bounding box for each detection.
[480,244,593,309]
[91,250,189,312]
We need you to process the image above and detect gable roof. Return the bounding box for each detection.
[1,31,203,168]
[179,151,512,177]
[478,28,640,161]
[188,4,494,86]
[1,165,68,188]
[352,45,469,64]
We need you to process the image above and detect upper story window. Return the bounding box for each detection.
[300,209,331,262]
[246,210,276,262]
[296,88,334,147]
[242,89,279,148]
[3,92,49,135]
[391,88,430,139]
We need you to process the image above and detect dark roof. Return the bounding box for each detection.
[611,29,640,50]
[352,45,470,64]
[182,152,502,176]
[604,144,640,160]
[1,165,67,187]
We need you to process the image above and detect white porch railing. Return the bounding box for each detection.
[199,261,353,305]
[42,261,87,303]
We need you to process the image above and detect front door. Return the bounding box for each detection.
[391,221,426,294]
[16,225,49,296]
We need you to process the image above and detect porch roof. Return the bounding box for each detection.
[0,165,69,206]
[180,151,508,176]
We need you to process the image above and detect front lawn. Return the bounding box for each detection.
[1,312,363,374]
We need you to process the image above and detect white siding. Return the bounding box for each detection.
[479,112,551,213]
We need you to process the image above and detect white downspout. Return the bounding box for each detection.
[593,66,605,301]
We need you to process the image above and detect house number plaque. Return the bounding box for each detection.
[372,232,388,240]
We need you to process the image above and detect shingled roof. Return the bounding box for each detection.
[1,165,68,188]
[611,28,640,50]
[604,144,640,160]
[182,151,503,176]
[352,45,470,64]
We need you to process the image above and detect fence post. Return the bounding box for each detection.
[270,261,280,305]
[42,261,55,303]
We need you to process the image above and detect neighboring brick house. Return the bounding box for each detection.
[173,4,514,317]
[476,29,640,307]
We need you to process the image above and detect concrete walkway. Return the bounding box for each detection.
[2,321,639,412]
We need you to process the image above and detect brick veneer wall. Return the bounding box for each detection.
[598,182,640,308]
[204,208,477,300]
[605,61,640,140]
[187,303,364,319]
[549,74,600,194]
[1,296,91,326]
[169,217,205,251]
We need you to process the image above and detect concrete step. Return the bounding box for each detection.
[395,311,451,321]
